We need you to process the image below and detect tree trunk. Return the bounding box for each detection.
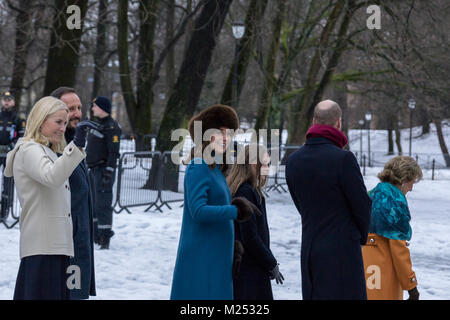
[117,0,137,124]
[9,0,33,110]
[220,0,269,107]
[146,0,233,191]
[387,110,394,154]
[419,107,431,135]
[434,119,450,167]
[43,0,88,96]
[287,0,347,145]
[118,0,159,152]
[279,103,286,147]
[183,0,193,55]
[165,0,176,96]
[135,0,159,139]
[340,88,350,151]
[394,117,403,155]
[388,128,394,155]
[254,0,287,132]
[91,0,109,115]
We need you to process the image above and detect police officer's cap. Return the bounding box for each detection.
[1,91,15,100]
[93,96,111,114]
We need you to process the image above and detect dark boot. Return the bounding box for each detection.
[0,198,8,222]
[100,230,115,250]
[93,221,101,244]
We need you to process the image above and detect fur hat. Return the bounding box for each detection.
[188,104,239,140]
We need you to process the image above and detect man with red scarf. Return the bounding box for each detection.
[286,100,372,300]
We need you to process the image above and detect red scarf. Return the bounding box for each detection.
[305,124,348,149]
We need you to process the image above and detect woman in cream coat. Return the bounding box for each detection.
[5,96,97,300]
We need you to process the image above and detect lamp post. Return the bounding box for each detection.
[365,112,372,166]
[231,22,245,109]
[359,120,364,164]
[408,98,416,156]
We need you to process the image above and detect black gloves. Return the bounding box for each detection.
[102,167,114,187]
[232,197,262,222]
[73,120,99,148]
[408,287,419,300]
[233,240,244,279]
[269,263,284,284]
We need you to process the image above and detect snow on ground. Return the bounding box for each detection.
[1,175,449,300]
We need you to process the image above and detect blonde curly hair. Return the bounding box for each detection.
[377,156,423,185]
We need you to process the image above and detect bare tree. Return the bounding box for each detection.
[43,0,89,95]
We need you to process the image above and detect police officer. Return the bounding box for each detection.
[0,91,25,221]
[86,96,121,249]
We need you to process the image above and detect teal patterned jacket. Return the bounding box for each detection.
[368,182,412,241]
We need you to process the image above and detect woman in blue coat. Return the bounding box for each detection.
[227,145,284,300]
[170,105,256,300]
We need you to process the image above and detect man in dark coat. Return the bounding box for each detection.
[51,87,96,299]
[286,100,372,300]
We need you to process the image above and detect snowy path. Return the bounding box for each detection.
[0,177,449,300]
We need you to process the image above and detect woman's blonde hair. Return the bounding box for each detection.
[23,96,69,153]
[227,144,269,202]
[378,156,423,186]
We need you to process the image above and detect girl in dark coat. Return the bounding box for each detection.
[227,145,284,300]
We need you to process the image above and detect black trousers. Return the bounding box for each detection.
[89,167,115,237]
[14,255,70,300]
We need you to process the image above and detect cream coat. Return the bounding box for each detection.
[4,139,85,258]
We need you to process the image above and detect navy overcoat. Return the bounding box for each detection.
[68,161,96,299]
[286,137,371,300]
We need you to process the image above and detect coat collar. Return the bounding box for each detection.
[304,137,336,146]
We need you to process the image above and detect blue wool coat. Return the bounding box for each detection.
[68,161,96,299]
[286,137,372,300]
[170,158,238,300]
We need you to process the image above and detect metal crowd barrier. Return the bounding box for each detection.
[157,151,185,210]
[113,151,162,213]
[354,151,450,180]
[112,150,185,214]
[264,145,300,195]
[0,154,20,229]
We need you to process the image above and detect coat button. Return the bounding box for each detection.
[369,238,375,243]
[406,241,410,247]
[68,213,71,217]
[411,277,416,283]
[69,148,73,152]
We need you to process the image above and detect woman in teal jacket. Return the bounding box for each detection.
[170,105,255,300]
